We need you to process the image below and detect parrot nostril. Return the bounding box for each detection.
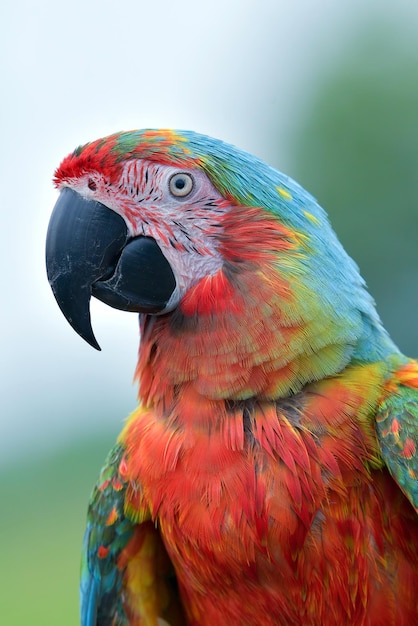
[88,179,97,191]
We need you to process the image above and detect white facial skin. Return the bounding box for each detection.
[64,159,232,309]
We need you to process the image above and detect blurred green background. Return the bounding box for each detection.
[1,3,417,625]
[290,25,418,357]
[2,438,114,624]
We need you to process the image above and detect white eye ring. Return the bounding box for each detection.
[169,173,194,197]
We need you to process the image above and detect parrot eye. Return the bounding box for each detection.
[169,173,194,197]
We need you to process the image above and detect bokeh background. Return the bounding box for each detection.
[1,1,417,623]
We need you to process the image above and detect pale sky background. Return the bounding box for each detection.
[1,0,417,464]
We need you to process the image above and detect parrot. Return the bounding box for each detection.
[45,129,418,626]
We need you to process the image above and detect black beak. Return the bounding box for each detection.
[46,187,176,349]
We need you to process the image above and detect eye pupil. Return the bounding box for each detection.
[169,172,193,197]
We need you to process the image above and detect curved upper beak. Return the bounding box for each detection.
[45,187,176,349]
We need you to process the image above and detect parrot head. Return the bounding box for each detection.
[47,129,299,348]
[46,129,395,396]
[46,130,232,349]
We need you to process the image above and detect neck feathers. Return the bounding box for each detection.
[135,205,396,412]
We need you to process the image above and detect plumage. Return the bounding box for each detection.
[46,129,418,625]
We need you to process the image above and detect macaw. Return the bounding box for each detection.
[46,129,418,625]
